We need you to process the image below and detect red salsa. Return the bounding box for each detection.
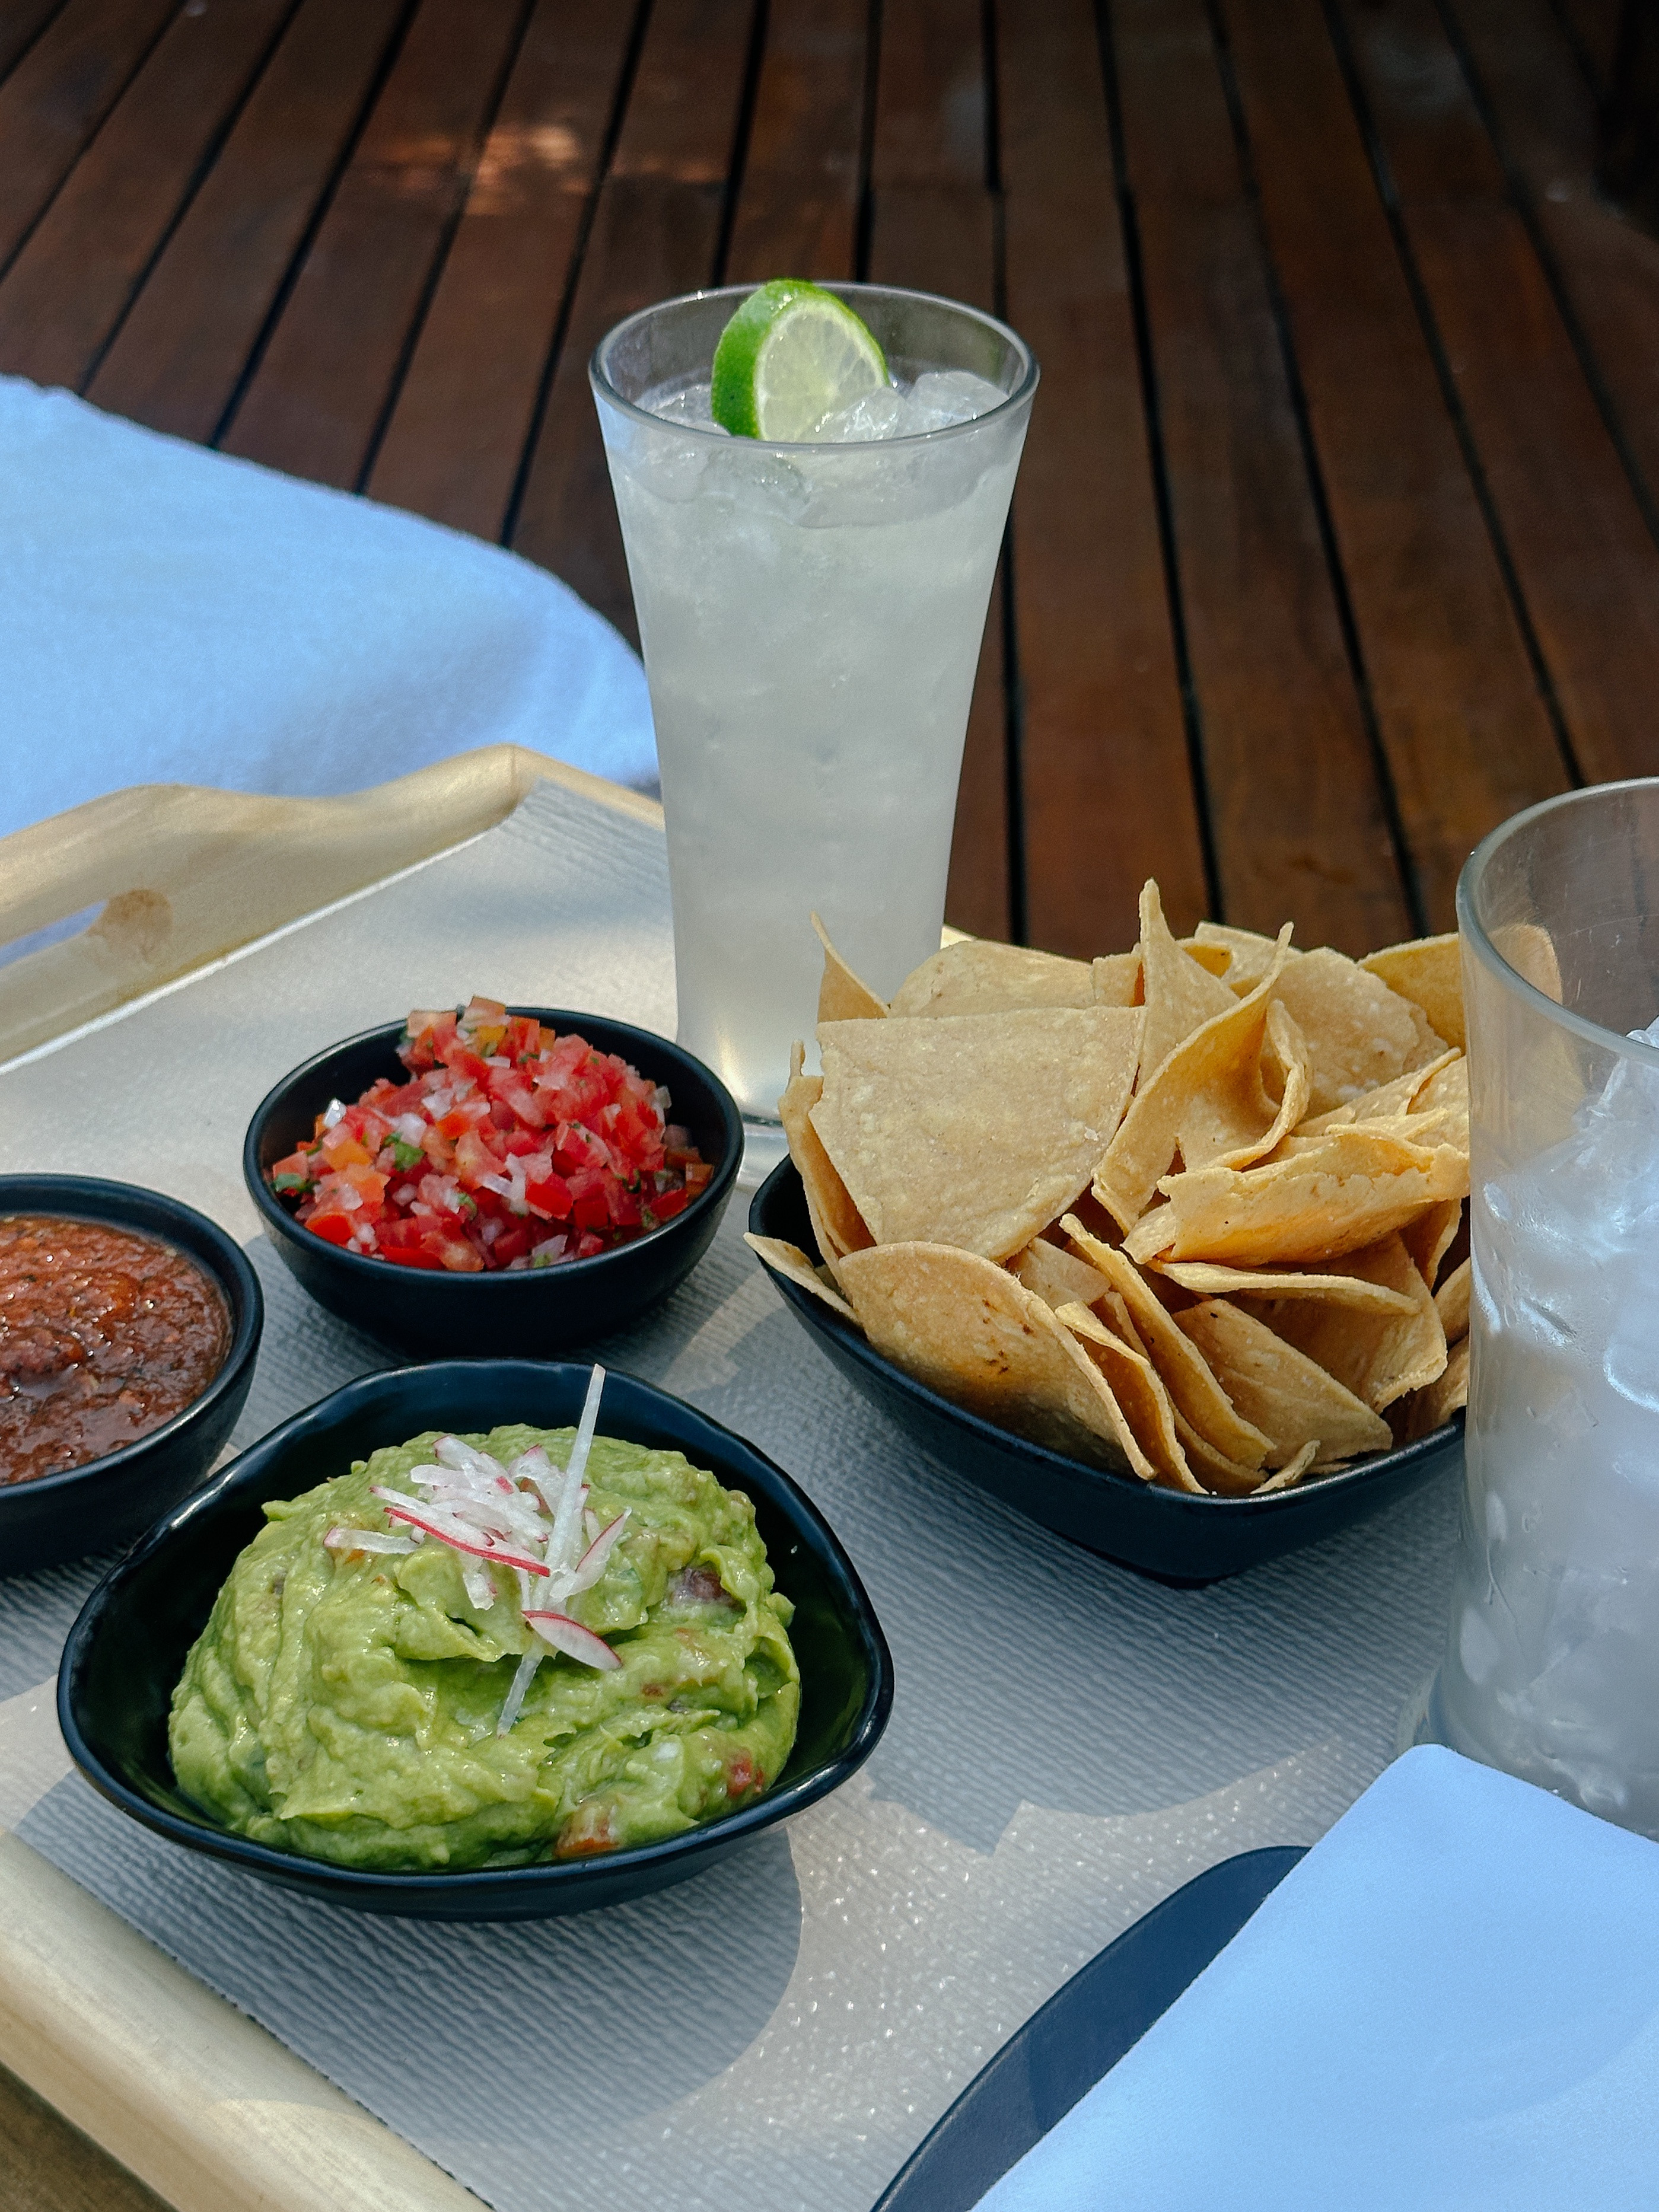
[268,996,715,1272]
[0,1215,231,1488]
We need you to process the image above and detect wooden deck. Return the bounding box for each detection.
[1,0,1655,961]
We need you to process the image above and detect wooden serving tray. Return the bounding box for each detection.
[0,749,658,2212]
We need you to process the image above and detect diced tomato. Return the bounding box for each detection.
[524,1171,572,1220]
[501,1015,541,1064]
[275,995,712,1268]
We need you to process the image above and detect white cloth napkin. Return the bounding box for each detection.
[0,376,655,837]
[979,1744,1659,2210]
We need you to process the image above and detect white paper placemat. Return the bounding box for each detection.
[0,779,1462,2212]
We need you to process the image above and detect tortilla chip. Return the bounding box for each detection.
[1361,932,1464,1051]
[813,1005,1141,1261]
[1123,1124,1469,1267]
[1189,922,1289,995]
[1151,1257,1419,1314]
[1170,1410,1271,1496]
[744,1233,859,1322]
[1013,1239,1116,1313]
[1092,951,1143,1007]
[1184,998,1314,1175]
[1298,1048,1461,1134]
[1093,933,1292,1226]
[889,938,1096,1018]
[813,913,887,1022]
[1402,1199,1464,1287]
[1416,1333,1470,1429]
[836,1243,1151,1476]
[1243,1235,1447,1411]
[1253,1442,1320,1493]
[1058,1303,1203,1492]
[1137,879,1240,1082]
[1271,946,1448,1114]
[1059,1217,1272,1470]
[1410,1055,1469,1153]
[1435,1255,1470,1344]
[779,1042,874,1278]
[1173,1299,1393,1464]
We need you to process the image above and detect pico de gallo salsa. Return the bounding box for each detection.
[268,997,714,1272]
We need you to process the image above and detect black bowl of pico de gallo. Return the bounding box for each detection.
[243,999,743,1360]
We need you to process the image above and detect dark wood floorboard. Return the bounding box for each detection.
[1218,0,1569,932]
[0,0,179,273]
[723,0,866,283]
[999,0,1206,952]
[84,0,406,441]
[867,0,1010,943]
[1,0,1657,965]
[219,0,527,489]
[1114,0,1409,955]
[0,0,293,388]
[365,0,635,541]
[506,0,757,639]
[1340,0,1659,793]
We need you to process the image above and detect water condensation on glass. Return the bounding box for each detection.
[1445,1011,1659,1827]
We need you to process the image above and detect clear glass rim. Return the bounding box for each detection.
[1456,775,1659,1068]
[588,281,1040,451]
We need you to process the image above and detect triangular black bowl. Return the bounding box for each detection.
[749,1160,1462,1586]
[59,1359,893,1920]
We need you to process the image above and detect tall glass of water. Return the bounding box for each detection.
[1423,779,1659,1834]
[591,284,1037,1180]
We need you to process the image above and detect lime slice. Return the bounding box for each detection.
[710,280,888,440]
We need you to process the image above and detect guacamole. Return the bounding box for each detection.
[168,1425,800,1870]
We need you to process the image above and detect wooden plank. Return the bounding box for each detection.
[507,0,756,639]
[0,0,177,272]
[220,0,527,491]
[366,0,635,541]
[85,0,403,444]
[0,0,292,392]
[1217,0,1567,930]
[1338,0,1659,792]
[0,2060,170,2212]
[723,0,866,282]
[1451,0,1659,525]
[867,0,1010,941]
[1113,0,1408,955]
[996,0,1205,954]
[0,0,65,87]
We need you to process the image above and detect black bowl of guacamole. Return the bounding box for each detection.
[59,1360,893,1920]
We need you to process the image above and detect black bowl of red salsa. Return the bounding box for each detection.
[244,1004,743,1360]
[0,1176,263,1576]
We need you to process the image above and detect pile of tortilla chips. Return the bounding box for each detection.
[745,884,1472,1497]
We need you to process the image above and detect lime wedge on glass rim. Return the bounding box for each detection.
[710,279,888,440]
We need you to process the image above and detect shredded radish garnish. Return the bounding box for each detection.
[523,1610,623,1671]
[372,1490,550,1573]
[546,1366,605,1579]
[496,1646,542,1735]
[460,1556,497,1611]
[566,1512,631,1596]
[324,1526,416,1556]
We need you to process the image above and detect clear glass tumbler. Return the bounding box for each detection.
[590,284,1037,1181]
[1422,778,1659,1833]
